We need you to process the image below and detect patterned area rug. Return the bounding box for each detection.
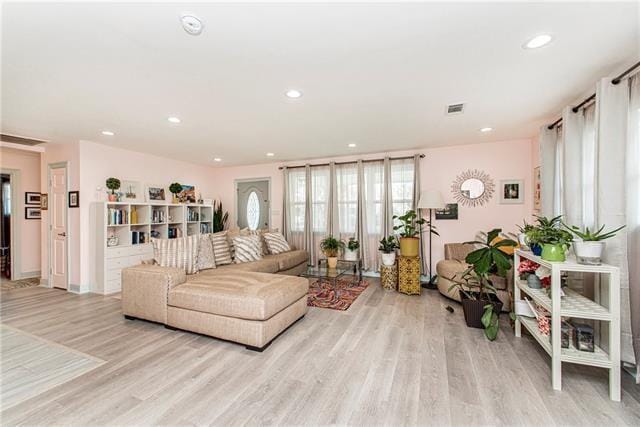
[307,278,369,311]
[1,277,40,291]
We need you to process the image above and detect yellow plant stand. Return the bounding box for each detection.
[380,262,398,291]
[398,256,421,295]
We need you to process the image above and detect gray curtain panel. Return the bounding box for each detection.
[282,166,290,242]
[356,160,369,270]
[539,126,558,218]
[413,153,427,275]
[382,156,393,237]
[304,164,313,263]
[327,161,338,236]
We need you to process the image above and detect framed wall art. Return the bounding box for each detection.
[25,192,41,205]
[499,179,524,204]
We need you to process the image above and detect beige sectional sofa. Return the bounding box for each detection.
[122,249,310,351]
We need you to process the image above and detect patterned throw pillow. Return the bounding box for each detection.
[232,235,263,263]
[210,231,232,265]
[197,234,216,271]
[152,235,199,274]
[263,232,291,254]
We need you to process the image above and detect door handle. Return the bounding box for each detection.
[58,232,66,237]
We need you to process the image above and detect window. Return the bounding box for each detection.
[246,191,260,230]
[336,164,358,233]
[363,161,384,234]
[288,169,306,232]
[311,167,329,232]
[390,158,415,225]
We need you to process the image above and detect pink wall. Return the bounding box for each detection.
[78,141,220,289]
[211,138,535,264]
[1,147,42,277]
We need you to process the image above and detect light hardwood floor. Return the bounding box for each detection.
[1,281,639,426]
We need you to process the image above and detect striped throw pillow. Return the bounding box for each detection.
[232,235,263,263]
[197,234,216,270]
[152,235,199,274]
[263,232,291,254]
[210,231,232,266]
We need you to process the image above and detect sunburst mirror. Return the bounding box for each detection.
[451,169,495,207]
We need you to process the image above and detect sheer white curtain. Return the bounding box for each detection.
[335,163,358,241]
[285,168,306,251]
[627,75,640,372]
[582,104,597,229]
[362,160,384,271]
[308,166,330,265]
[390,158,415,224]
[539,126,560,217]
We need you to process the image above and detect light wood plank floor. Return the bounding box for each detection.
[1,281,639,426]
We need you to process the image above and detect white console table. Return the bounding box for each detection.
[513,249,621,401]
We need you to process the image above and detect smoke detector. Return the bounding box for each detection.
[181,13,203,36]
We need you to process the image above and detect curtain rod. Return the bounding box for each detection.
[278,154,425,170]
[547,61,640,130]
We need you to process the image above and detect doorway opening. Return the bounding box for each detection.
[1,174,12,280]
[236,179,270,230]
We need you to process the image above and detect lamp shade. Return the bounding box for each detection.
[417,190,445,209]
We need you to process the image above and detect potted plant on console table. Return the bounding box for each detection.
[447,228,516,340]
[320,235,344,269]
[563,223,625,265]
[525,215,573,261]
[344,237,360,261]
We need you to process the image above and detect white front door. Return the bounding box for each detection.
[50,165,68,289]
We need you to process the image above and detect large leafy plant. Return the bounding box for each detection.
[525,215,573,247]
[393,210,438,238]
[213,200,228,232]
[562,223,625,241]
[320,235,345,257]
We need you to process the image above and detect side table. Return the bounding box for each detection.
[380,262,398,291]
[398,256,421,295]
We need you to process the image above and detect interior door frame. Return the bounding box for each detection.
[234,177,271,229]
[48,161,70,290]
[0,168,20,280]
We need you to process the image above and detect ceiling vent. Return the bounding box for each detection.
[446,103,466,115]
[0,133,47,146]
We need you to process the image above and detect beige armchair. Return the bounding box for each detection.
[436,243,512,312]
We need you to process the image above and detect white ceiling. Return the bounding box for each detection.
[2,2,638,166]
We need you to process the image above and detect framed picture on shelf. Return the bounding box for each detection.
[68,191,79,208]
[25,192,41,205]
[146,185,166,202]
[178,185,196,203]
[533,167,541,210]
[499,179,524,204]
[435,203,458,220]
[41,193,48,210]
[25,207,41,220]
[121,180,142,202]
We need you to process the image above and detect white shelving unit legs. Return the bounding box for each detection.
[513,249,621,401]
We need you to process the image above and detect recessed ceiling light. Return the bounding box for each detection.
[348,143,357,148]
[168,116,181,124]
[523,34,553,49]
[181,13,204,36]
[213,157,222,162]
[285,89,302,99]
[266,152,275,157]
[101,130,115,136]
[480,127,493,133]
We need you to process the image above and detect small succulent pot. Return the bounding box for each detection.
[527,274,542,289]
[541,243,567,262]
[381,252,396,266]
[573,241,605,265]
[530,243,543,256]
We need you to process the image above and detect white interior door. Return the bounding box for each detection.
[237,180,270,230]
[50,165,68,289]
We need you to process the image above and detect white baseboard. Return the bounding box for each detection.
[39,278,50,287]
[16,270,41,280]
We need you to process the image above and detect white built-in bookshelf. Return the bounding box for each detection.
[93,201,213,294]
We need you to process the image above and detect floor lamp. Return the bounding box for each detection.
[417,190,445,289]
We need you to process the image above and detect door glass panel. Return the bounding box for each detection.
[246,191,260,230]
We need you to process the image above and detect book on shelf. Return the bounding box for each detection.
[108,208,128,225]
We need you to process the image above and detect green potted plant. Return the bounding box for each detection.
[448,229,516,340]
[378,235,398,266]
[393,210,437,257]
[344,237,359,261]
[169,182,182,203]
[525,215,572,261]
[213,200,229,232]
[563,223,625,265]
[105,177,121,202]
[517,219,535,247]
[320,235,344,268]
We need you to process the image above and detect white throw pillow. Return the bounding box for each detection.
[263,232,291,255]
[232,235,263,263]
[210,231,232,265]
[197,234,216,271]
[152,235,199,274]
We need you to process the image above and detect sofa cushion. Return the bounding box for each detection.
[197,234,216,270]
[194,257,279,276]
[211,231,232,266]
[169,272,309,320]
[263,232,291,254]
[232,235,263,263]
[152,235,199,274]
[268,250,308,271]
